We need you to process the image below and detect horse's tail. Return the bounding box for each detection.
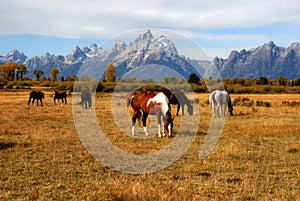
[227,94,232,107]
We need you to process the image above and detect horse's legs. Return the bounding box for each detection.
[176,104,180,116]
[131,111,138,135]
[54,98,56,105]
[212,104,217,117]
[161,116,166,137]
[218,105,222,117]
[40,99,43,106]
[157,114,162,137]
[65,98,67,105]
[223,104,227,117]
[142,113,149,136]
[28,98,31,106]
[182,104,185,116]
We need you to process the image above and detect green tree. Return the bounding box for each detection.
[188,73,200,84]
[33,69,44,81]
[105,63,116,82]
[50,68,59,81]
[277,76,288,86]
[16,64,27,80]
[292,78,300,86]
[255,77,269,85]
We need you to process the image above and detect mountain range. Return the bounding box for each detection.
[1,30,300,80]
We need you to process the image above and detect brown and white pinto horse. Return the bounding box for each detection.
[166,92,193,116]
[130,91,174,137]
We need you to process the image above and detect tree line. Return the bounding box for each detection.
[1,62,300,93]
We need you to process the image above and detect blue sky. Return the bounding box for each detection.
[0,0,299,59]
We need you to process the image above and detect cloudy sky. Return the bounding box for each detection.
[0,0,299,59]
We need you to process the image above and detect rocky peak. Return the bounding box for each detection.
[113,40,127,51]
[150,35,178,55]
[6,49,27,63]
[66,46,87,64]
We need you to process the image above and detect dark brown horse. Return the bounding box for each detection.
[53,90,67,105]
[28,91,44,106]
[165,92,193,116]
[80,90,92,109]
[130,91,174,137]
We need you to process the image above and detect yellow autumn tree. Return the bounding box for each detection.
[50,68,59,81]
[0,62,23,81]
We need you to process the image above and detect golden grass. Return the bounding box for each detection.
[0,91,299,200]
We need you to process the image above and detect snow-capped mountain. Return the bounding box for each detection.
[0,49,27,64]
[2,30,199,80]
[214,41,300,79]
[1,30,300,80]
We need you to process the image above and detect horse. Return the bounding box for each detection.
[166,92,193,116]
[130,91,174,137]
[209,90,233,117]
[28,91,44,106]
[53,90,67,105]
[80,90,92,109]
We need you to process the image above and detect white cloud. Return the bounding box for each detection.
[0,0,299,58]
[1,0,299,38]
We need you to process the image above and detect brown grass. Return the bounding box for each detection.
[0,91,299,200]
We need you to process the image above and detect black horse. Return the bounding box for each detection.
[53,90,67,105]
[28,91,44,106]
[80,90,92,109]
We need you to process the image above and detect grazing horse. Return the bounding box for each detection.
[53,90,67,105]
[80,90,92,109]
[130,91,174,137]
[209,90,233,117]
[166,92,193,116]
[28,91,44,106]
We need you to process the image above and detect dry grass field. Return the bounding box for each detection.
[0,91,299,200]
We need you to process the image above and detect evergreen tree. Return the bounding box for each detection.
[105,63,116,82]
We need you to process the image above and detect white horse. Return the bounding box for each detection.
[209,90,233,117]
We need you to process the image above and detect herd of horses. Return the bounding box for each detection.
[27,90,91,108]
[126,89,233,138]
[28,89,233,137]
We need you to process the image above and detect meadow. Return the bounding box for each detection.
[0,91,299,200]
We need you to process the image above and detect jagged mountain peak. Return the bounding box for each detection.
[214,41,300,79]
[66,46,86,64]
[113,40,127,51]
[6,49,27,62]
[135,29,153,42]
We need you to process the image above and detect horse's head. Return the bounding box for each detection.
[164,111,174,137]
